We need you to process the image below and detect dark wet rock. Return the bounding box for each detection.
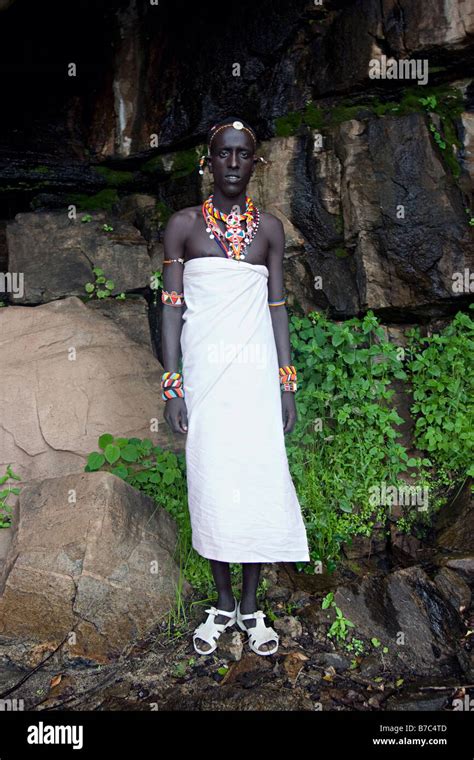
[87,296,153,352]
[312,652,351,672]
[274,615,303,639]
[435,480,474,554]
[444,557,474,592]
[334,566,467,677]
[6,211,151,305]
[359,654,385,678]
[433,567,471,613]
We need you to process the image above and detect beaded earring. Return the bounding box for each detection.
[199,154,210,175]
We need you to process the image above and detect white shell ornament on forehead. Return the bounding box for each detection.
[232,121,244,129]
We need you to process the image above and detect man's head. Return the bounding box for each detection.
[204,117,259,197]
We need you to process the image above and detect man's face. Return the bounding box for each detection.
[208,127,256,199]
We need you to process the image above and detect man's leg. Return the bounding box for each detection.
[194,559,236,652]
[240,562,276,653]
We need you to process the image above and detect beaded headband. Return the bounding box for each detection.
[208,120,257,150]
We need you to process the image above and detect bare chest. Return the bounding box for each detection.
[184,212,269,266]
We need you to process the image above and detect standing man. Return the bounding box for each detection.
[161,117,310,656]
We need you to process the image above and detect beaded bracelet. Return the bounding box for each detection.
[161,289,185,306]
[161,371,185,400]
[279,365,298,393]
[163,258,184,265]
[269,297,286,307]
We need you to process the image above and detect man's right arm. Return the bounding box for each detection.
[161,211,189,433]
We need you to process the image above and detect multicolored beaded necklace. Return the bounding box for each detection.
[202,194,260,261]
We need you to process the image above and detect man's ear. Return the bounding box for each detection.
[207,157,213,175]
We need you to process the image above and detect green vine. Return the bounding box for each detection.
[0,464,21,528]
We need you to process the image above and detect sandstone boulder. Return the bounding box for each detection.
[0,296,177,487]
[0,471,190,663]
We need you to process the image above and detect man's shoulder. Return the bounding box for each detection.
[260,211,284,243]
[260,210,283,230]
[168,205,201,226]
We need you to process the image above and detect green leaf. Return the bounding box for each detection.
[86,452,105,471]
[111,465,129,479]
[104,444,121,465]
[98,433,114,449]
[121,444,139,462]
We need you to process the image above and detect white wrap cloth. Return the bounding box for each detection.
[180,256,310,563]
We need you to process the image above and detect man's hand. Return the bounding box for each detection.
[281,391,297,434]
[164,397,188,434]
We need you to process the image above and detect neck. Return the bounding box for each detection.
[211,188,248,214]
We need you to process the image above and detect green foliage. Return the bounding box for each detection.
[286,307,472,572]
[0,464,21,528]
[418,90,464,179]
[150,269,164,305]
[67,189,119,212]
[155,201,174,226]
[287,309,412,570]
[142,149,198,179]
[405,309,474,477]
[84,266,125,300]
[93,166,134,187]
[322,592,355,642]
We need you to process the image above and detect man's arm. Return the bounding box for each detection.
[161,211,188,434]
[266,214,297,434]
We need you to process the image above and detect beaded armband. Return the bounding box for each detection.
[163,258,184,265]
[161,371,185,400]
[161,289,185,306]
[279,364,298,393]
[268,297,286,307]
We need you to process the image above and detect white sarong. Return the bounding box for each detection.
[180,256,310,563]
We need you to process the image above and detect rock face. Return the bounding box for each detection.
[334,566,469,678]
[291,114,473,318]
[0,471,190,662]
[6,211,152,305]
[0,296,172,486]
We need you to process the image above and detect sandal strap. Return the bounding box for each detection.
[193,603,237,643]
[239,609,266,622]
[211,604,237,618]
[248,624,279,645]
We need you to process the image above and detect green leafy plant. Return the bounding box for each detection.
[286,307,473,573]
[150,269,164,305]
[418,91,464,180]
[405,310,474,478]
[287,310,415,571]
[84,267,116,300]
[0,465,21,528]
[322,592,355,642]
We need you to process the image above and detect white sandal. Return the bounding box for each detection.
[192,597,238,655]
[236,601,279,656]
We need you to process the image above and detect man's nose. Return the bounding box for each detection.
[228,150,239,167]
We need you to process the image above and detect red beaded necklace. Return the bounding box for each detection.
[201,194,260,261]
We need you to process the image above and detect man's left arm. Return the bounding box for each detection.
[266,215,297,435]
